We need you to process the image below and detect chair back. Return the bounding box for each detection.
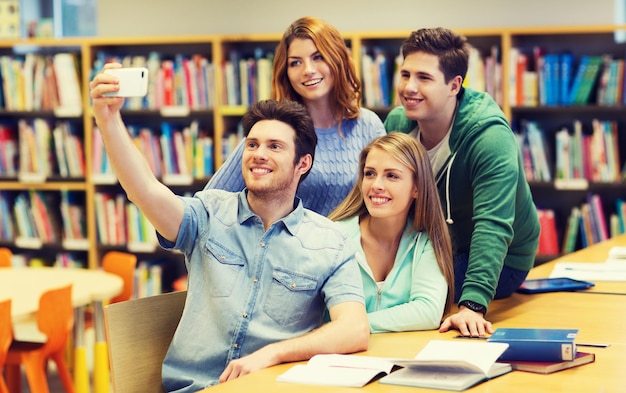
[105,290,186,393]
[102,251,137,304]
[0,248,11,267]
[37,285,74,357]
[0,298,12,393]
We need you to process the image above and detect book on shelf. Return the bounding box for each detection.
[0,125,17,177]
[588,193,609,243]
[559,52,574,105]
[562,206,581,254]
[52,52,83,116]
[505,351,595,374]
[615,198,625,235]
[568,55,603,105]
[487,328,578,362]
[277,340,511,390]
[524,121,551,182]
[537,209,559,256]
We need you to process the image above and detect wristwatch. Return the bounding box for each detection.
[459,300,487,315]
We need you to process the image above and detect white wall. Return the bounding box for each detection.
[97,0,616,37]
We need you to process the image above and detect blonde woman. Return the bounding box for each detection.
[329,132,454,332]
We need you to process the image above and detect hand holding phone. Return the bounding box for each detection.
[103,67,149,97]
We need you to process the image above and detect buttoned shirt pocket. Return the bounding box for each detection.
[264,268,318,325]
[204,239,245,297]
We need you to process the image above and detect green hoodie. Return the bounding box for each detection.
[384,87,540,309]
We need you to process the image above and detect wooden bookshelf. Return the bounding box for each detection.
[0,25,625,279]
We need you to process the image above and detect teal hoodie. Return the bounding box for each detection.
[336,216,448,333]
[384,87,540,309]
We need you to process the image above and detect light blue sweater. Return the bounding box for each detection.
[336,216,448,333]
[204,108,385,216]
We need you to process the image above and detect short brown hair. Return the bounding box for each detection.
[242,99,317,182]
[401,27,470,84]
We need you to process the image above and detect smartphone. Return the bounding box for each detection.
[103,67,149,97]
[516,277,595,294]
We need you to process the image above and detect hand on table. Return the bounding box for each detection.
[218,346,279,383]
[439,306,494,337]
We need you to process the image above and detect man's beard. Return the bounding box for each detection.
[246,176,294,202]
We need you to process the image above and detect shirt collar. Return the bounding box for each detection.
[237,189,305,235]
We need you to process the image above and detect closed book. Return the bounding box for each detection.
[488,328,578,362]
[506,351,595,374]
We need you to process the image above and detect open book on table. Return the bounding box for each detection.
[276,340,512,390]
[276,353,397,387]
[379,340,512,391]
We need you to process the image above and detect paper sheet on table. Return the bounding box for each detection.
[550,262,626,281]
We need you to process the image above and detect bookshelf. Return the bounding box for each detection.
[1,25,625,282]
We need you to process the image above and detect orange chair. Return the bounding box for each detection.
[0,299,12,393]
[0,248,11,267]
[102,251,137,304]
[5,284,75,393]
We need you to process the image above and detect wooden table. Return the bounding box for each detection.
[0,266,123,393]
[198,234,626,393]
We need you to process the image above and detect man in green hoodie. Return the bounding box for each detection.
[384,27,540,337]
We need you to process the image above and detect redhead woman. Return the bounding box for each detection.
[206,16,385,216]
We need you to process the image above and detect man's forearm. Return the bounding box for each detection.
[264,304,369,364]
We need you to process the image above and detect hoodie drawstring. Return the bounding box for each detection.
[444,153,456,225]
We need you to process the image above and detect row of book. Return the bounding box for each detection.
[92,52,216,110]
[538,195,625,256]
[220,43,504,109]
[516,119,623,183]
[0,190,87,248]
[0,119,85,180]
[0,52,83,116]
[510,47,626,107]
[562,196,625,254]
[221,49,274,107]
[94,192,158,248]
[92,122,215,184]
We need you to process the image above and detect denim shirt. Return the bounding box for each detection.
[159,189,364,393]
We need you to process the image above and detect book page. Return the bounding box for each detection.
[276,363,387,387]
[276,354,397,387]
[380,366,486,391]
[550,262,626,281]
[397,340,510,375]
[307,354,396,374]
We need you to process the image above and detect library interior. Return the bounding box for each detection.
[0,0,625,392]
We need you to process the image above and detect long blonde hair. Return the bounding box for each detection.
[329,133,454,315]
[271,16,361,124]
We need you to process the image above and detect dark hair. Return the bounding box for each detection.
[241,99,317,182]
[271,16,360,122]
[401,27,470,84]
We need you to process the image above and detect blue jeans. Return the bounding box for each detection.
[453,253,529,303]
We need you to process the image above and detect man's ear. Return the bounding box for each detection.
[449,75,463,96]
[297,154,313,175]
